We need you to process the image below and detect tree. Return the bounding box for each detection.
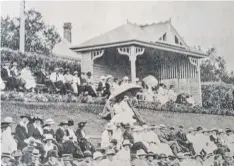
[1,9,61,55]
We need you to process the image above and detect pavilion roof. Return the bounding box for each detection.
[71,20,206,58]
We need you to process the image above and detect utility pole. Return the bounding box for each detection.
[20,0,25,53]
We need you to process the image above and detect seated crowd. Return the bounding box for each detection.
[2,111,234,166]
[0,61,195,106]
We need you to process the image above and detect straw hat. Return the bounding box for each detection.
[158,153,167,159]
[2,117,14,124]
[146,152,155,157]
[136,149,146,156]
[105,123,115,130]
[43,134,55,141]
[159,124,166,129]
[122,140,132,146]
[106,149,115,155]
[83,150,92,158]
[93,152,103,160]
[188,127,195,133]
[24,137,37,146]
[44,119,55,125]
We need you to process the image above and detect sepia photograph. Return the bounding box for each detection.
[1,1,234,166]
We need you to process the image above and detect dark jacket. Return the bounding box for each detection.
[21,146,35,165]
[28,124,43,140]
[55,128,65,144]
[123,131,134,144]
[15,123,29,150]
[176,131,188,145]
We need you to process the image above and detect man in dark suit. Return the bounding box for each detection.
[176,125,195,155]
[28,116,44,141]
[15,114,31,150]
[55,122,68,144]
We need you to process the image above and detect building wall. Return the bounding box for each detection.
[81,52,93,73]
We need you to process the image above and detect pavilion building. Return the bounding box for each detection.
[71,19,207,105]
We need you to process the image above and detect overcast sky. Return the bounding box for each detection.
[1,1,234,71]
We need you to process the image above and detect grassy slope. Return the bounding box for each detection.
[1,101,234,137]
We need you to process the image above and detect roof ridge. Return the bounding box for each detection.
[126,19,171,28]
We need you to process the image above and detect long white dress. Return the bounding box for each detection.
[157,87,169,105]
[1,126,17,154]
[111,101,136,124]
[20,68,36,89]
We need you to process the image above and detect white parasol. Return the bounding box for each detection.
[109,83,141,100]
[142,75,158,87]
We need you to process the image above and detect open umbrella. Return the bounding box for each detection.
[142,75,158,87]
[109,83,141,100]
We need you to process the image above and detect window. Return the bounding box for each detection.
[175,35,179,44]
[163,33,167,41]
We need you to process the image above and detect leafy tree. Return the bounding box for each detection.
[1,9,61,55]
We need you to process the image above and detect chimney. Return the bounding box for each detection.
[63,22,72,43]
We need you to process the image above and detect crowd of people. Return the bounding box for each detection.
[2,91,234,166]
[1,61,197,106]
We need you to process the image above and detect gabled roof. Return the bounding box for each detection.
[53,38,82,60]
[73,20,173,49]
[71,20,206,58]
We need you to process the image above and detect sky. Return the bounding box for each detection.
[1,1,234,71]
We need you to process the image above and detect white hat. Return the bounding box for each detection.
[136,149,146,156]
[123,76,129,80]
[106,149,115,155]
[122,140,132,146]
[100,76,106,80]
[24,137,37,146]
[93,152,103,160]
[188,127,195,132]
[105,123,115,130]
[44,118,55,125]
[2,117,14,124]
[159,124,166,129]
[44,134,55,141]
[107,75,113,79]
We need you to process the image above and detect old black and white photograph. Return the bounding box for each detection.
[1,1,234,166]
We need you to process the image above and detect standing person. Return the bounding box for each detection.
[132,149,148,166]
[97,76,106,95]
[64,69,73,93]
[71,71,80,95]
[20,62,36,92]
[28,115,44,141]
[86,72,97,97]
[43,119,55,136]
[168,85,177,102]
[1,117,17,154]
[15,114,31,150]
[55,121,68,144]
[42,134,58,163]
[67,120,77,142]
[176,125,195,155]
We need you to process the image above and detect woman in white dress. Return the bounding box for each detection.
[71,71,80,95]
[111,94,136,125]
[20,63,36,91]
[157,84,169,105]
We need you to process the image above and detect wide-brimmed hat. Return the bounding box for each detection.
[179,125,184,129]
[123,76,129,80]
[158,153,167,159]
[83,150,92,158]
[1,153,14,159]
[202,128,209,133]
[2,117,14,124]
[122,139,132,146]
[59,121,68,126]
[32,149,41,157]
[146,152,155,158]
[73,71,79,75]
[62,154,73,161]
[105,123,115,130]
[93,152,103,160]
[33,115,43,122]
[100,76,106,80]
[188,127,195,133]
[106,149,115,155]
[211,128,218,132]
[20,114,31,120]
[68,120,74,126]
[24,137,37,146]
[86,72,92,76]
[43,134,55,141]
[196,126,203,131]
[218,129,224,133]
[47,150,59,158]
[44,119,55,125]
[159,124,166,129]
[78,121,87,128]
[136,149,146,156]
[12,150,22,157]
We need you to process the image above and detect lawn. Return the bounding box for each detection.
[1,101,234,137]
